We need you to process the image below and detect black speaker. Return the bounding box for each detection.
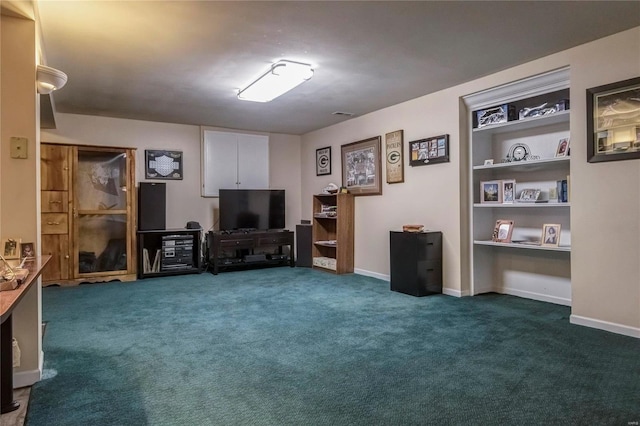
[139,182,166,230]
[296,224,313,268]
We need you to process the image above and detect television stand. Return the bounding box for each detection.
[208,230,295,274]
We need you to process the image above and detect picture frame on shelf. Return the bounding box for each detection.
[480,180,502,204]
[492,219,514,243]
[483,159,494,166]
[2,238,20,259]
[385,130,404,184]
[502,180,516,204]
[587,76,640,163]
[20,242,35,259]
[518,188,541,203]
[145,150,183,180]
[409,134,449,167]
[341,136,382,196]
[555,138,570,157]
[316,146,331,176]
[541,224,561,247]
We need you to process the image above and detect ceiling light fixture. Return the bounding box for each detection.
[36,64,68,94]
[238,60,314,102]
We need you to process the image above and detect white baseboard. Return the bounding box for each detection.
[442,288,468,297]
[13,350,43,388]
[501,287,571,306]
[14,368,41,388]
[570,314,640,339]
[354,268,389,282]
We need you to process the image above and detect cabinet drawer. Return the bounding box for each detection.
[42,213,68,234]
[218,237,255,249]
[41,191,68,213]
[258,234,292,246]
[421,232,442,260]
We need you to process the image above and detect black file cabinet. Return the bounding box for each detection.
[390,231,442,296]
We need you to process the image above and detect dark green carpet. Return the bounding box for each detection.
[27,268,639,425]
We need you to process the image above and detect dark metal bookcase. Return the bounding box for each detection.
[137,228,202,278]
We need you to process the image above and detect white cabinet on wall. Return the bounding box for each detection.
[464,67,572,306]
[201,129,269,197]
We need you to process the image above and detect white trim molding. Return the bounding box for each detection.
[570,314,640,339]
[442,288,467,297]
[355,268,389,282]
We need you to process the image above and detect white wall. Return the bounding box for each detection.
[41,114,303,233]
[301,27,640,334]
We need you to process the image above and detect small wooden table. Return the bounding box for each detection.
[0,255,50,414]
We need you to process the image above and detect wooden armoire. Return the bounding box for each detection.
[40,143,137,285]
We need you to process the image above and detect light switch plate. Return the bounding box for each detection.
[10,137,28,159]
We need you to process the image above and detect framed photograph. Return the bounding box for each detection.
[316,146,331,176]
[518,188,541,203]
[587,76,640,163]
[492,220,514,243]
[2,238,21,259]
[555,138,570,157]
[409,134,449,167]
[502,180,516,204]
[541,224,561,247]
[20,242,35,258]
[341,136,382,196]
[385,130,404,184]
[145,150,183,180]
[480,180,502,204]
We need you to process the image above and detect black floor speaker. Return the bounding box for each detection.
[296,224,313,267]
[139,182,166,230]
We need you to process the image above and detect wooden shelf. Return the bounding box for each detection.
[312,193,354,274]
[474,240,571,252]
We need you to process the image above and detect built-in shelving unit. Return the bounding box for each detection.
[464,67,572,306]
[312,193,354,274]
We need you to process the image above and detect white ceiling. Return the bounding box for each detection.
[37,1,640,135]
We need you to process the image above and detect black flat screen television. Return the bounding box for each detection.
[219,189,286,231]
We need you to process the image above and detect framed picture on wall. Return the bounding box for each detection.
[587,76,640,163]
[316,146,331,176]
[341,136,382,196]
[145,150,183,180]
[409,134,449,167]
[385,130,404,184]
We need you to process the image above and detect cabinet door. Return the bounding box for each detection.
[74,148,133,275]
[237,133,269,189]
[41,144,70,190]
[41,234,70,282]
[202,130,269,196]
[202,130,239,196]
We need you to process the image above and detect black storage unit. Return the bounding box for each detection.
[389,230,442,296]
[138,182,166,231]
[137,228,201,278]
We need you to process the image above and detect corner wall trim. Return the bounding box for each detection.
[442,288,466,298]
[570,314,640,339]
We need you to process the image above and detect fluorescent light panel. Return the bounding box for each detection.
[238,60,314,102]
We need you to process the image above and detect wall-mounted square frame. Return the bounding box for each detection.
[145,150,183,180]
[316,146,332,176]
[341,136,382,196]
[480,180,502,204]
[409,134,449,167]
[385,130,404,184]
[541,223,561,247]
[492,219,514,243]
[587,76,640,163]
